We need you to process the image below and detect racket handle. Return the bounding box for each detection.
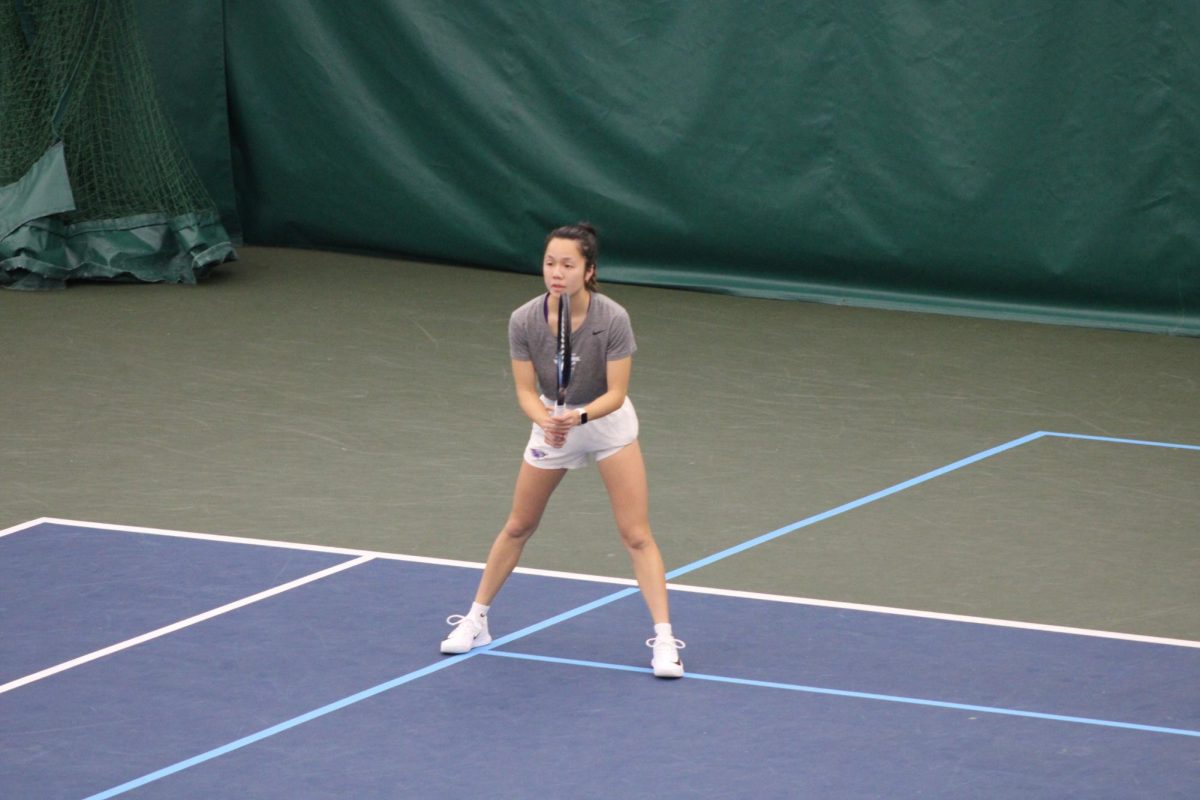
[548,403,569,448]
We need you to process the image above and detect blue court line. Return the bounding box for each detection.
[81,587,643,800]
[81,656,463,800]
[666,430,1047,579]
[483,650,1200,739]
[1041,431,1200,451]
[82,432,1049,798]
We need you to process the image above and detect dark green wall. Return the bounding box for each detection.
[144,2,1200,333]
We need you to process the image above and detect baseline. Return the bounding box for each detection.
[20,516,1196,651]
[664,584,1200,649]
[29,516,639,587]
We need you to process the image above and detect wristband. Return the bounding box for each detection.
[577,408,588,425]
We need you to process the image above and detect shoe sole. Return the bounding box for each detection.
[652,661,684,679]
[440,633,492,654]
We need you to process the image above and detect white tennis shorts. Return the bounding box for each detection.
[524,396,639,470]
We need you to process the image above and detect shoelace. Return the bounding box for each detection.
[445,614,478,631]
[645,635,686,652]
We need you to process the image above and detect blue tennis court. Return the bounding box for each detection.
[3,430,1198,799]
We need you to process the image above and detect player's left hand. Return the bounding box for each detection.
[542,408,576,446]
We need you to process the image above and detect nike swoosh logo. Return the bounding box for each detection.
[591,329,605,335]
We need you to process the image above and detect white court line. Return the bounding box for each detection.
[0,517,49,538]
[0,554,374,695]
[24,516,638,585]
[663,584,1200,650]
[11,517,1199,651]
[25,516,478,564]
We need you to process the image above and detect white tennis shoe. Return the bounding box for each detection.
[647,633,685,678]
[440,613,491,654]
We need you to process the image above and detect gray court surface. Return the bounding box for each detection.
[1,246,1197,641]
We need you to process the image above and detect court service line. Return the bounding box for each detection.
[82,432,1046,798]
[0,555,373,696]
[483,650,1200,739]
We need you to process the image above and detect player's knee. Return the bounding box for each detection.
[502,517,539,542]
[619,523,652,552]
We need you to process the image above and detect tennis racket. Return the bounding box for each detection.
[554,292,572,418]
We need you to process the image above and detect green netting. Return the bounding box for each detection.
[1,0,234,289]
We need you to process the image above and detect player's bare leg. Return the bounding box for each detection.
[442,462,566,654]
[597,440,683,676]
[597,441,669,623]
[475,461,567,605]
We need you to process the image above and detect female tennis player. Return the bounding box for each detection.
[440,222,685,678]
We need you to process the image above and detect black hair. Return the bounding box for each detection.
[545,222,599,291]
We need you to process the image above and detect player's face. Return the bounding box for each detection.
[543,238,591,298]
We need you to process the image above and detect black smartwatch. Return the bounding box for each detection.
[577,408,589,425]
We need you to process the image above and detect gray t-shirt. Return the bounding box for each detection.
[509,292,637,405]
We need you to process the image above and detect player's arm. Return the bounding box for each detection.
[512,359,553,428]
[567,355,631,427]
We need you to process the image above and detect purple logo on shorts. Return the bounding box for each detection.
[529,448,547,459]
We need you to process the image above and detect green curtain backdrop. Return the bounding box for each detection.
[216,1,1197,332]
[133,0,240,241]
[1,0,236,289]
